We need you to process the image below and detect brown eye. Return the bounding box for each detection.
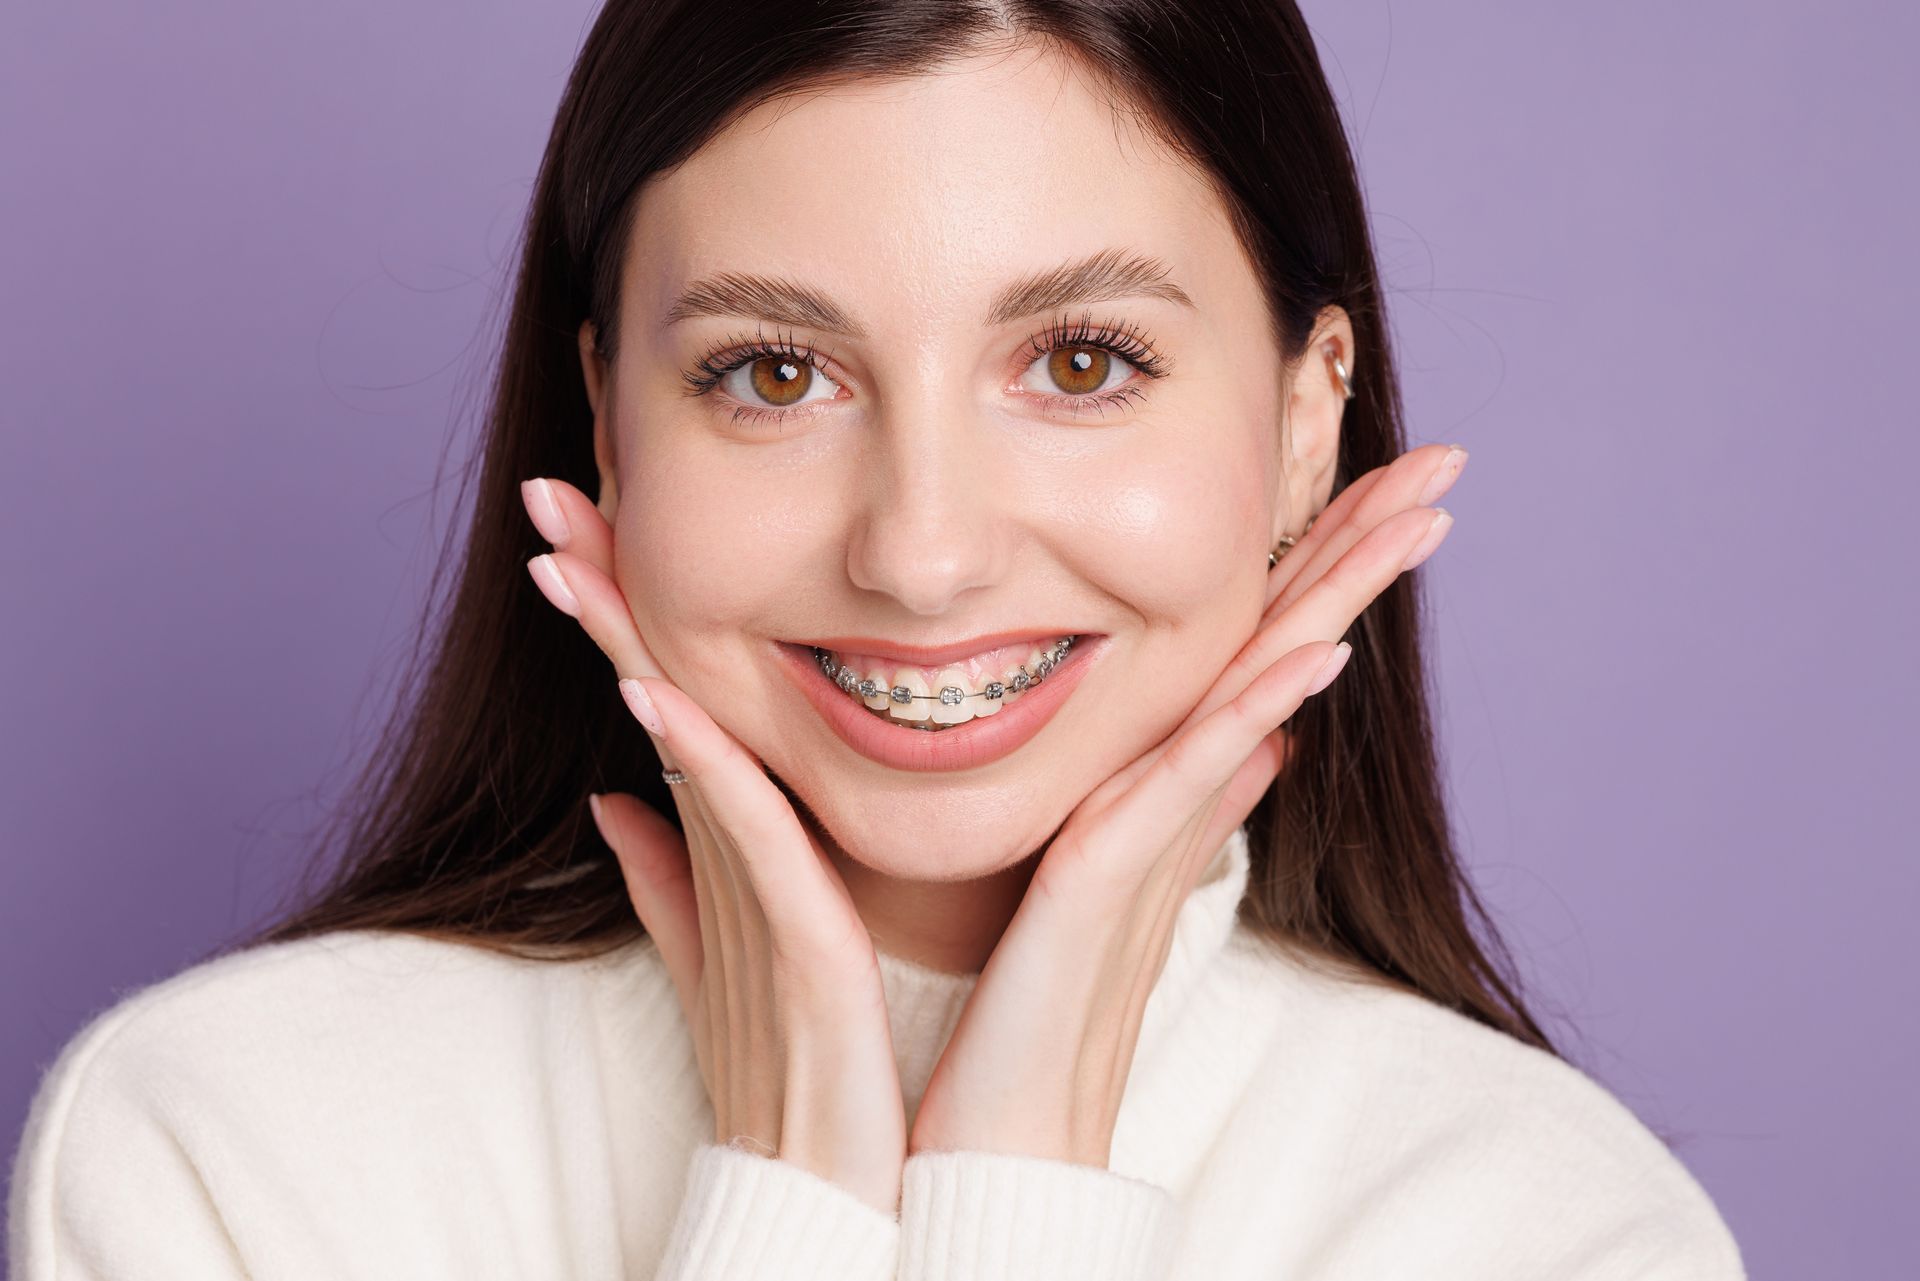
[746,356,812,406]
[1048,347,1110,395]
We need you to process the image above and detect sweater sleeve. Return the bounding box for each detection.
[652,1141,899,1281]
[1479,1151,1749,1281]
[896,1149,1181,1280]
[8,1014,251,1280]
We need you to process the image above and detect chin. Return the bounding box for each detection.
[778,774,1064,883]
[838,825,1046,884]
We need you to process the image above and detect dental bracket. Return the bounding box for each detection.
[813,635,1076,705]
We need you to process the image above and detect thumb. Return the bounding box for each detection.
[589,791,702,1012]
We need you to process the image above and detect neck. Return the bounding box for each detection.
[604,820,1255,1145]
[823,838,1039,975]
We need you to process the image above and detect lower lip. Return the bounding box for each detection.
[772,635,1108,772]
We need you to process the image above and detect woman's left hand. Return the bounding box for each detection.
[907,444,1465,1166]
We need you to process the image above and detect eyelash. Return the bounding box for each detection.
[679,311,1174,428]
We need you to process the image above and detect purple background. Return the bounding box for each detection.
[4,3,1912,1273]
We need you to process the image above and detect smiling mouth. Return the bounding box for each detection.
[810,634,1081,732]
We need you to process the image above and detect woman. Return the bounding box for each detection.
[9,1,1745,1277]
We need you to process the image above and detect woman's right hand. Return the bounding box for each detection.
[518,477,907,1218]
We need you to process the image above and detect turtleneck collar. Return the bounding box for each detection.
[600,824,1254,1158]
[871,824,1252,1130]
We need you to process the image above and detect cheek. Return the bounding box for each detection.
[1046,441,1270,625]
[612,454,782,653]
[1044,438,1272,764]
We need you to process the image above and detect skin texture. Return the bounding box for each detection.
[521,43,1466,1206]
[583,46,1351,969]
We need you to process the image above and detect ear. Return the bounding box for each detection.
[1274,304,1353,547]
[578,319,620,524]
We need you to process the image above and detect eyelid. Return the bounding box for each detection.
[1016,311,1172,380]
[684,311,1170,424]
[681,325,844,396]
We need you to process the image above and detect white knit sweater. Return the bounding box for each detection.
[8,827,1745,1279]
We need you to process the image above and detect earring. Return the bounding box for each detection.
[1267,513,1318,567]
[1325,342,1357,401]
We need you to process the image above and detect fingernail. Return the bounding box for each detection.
[587,792,604,827]
[619,678,666,736]
[1400,508,1453,572]
[1305,641,1352,696]
[1417,446,1469,506]
[522,479,572,548]
[528,554,580,616]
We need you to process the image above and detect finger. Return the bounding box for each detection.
[525,478,746,1095]
[1264,442,1460,616]
[1090,450,1464,844]
[631,677,859,965]
[528,550,666,683]
[1192,504,1448,744]
[1191,726,1289,867]
[531,545,686,778]
[589,790,703,1014]
[1258,504,1450,670]
[1092,506,1439,805]
[605,688,738,1105]
[1078,641,1348,899]
[1262,466,1384,609]
[525,478,821,978]
[520,477,616,580]
[1267,442,1466,621]
[522,478,728,1054]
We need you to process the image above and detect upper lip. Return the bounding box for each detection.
[793,629,1087,668]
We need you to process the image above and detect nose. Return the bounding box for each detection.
[844,406,1012,615]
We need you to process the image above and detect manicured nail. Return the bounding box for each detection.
[1400,508,1453,572]
[619,678,665,736]
[522,478,572,548]
[587,792,604,827]
[528,554,580,616]
[1417,446,1469,506]
[1305,641,1352,696]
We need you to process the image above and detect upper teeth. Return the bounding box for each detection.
[812,635,1077,728]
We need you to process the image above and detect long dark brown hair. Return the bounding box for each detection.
[223,0,1568,1067]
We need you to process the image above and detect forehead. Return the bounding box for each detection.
[623,47,1243,335]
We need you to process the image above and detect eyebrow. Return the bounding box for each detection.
[660,248,1195,336]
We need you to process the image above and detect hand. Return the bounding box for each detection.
[907,443,1467,1166]
[519,478,908,1216]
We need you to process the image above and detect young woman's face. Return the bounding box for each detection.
[585,46,1336,883]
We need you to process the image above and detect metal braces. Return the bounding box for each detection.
[812,635,1077,706]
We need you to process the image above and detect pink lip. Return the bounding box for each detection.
[772,635,1108,772]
